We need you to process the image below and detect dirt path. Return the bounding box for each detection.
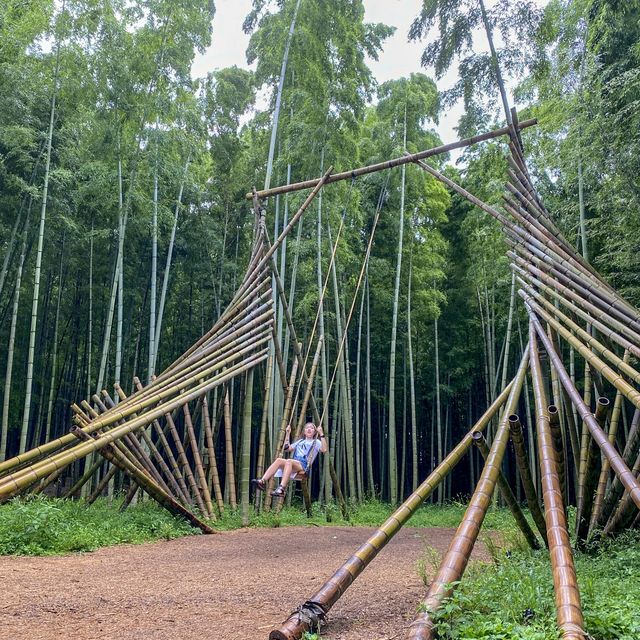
[0,526,490,639]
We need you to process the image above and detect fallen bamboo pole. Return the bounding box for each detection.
[268,379,515,640]
[249,120,536,200]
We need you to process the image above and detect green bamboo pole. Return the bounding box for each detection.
[269,379,515,640]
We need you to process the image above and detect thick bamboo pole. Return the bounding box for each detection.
[248,120,536,200]
[183,401,214,519]
[201,393,224,514]
[406,351,529,640]
[548,406,566,503]
[268,380,515,640]
[529,322,586,640]
[0,329,272,477]
[508,415,547,544]
[472,432,540,549]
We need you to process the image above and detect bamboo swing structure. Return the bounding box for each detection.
[2,111,640,640]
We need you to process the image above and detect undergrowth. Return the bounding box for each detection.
[0,495,197,555]
[419,530,640,640]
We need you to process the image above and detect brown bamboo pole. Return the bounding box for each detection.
[201,393,224,514]
[516,273,640,361]
[222,386,237,509]
[249,120,536,200]
[599,408,640,526]
[183,400,215,519]
[529,322,586,640]
[269,379,515,640]
[472,432,540,549]
[87,465,118,504]
[576,398,609,543]
[589,369,627,535]
[509,415,547,544]
[0,351,269,500]
[604,447,640,535]
[548,406,566,503]
[526,309,640,511]
[405,351,529,640]
[71,427,214,534]
[133,376,191,504]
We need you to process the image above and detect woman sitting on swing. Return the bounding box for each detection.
[252,422,327,498]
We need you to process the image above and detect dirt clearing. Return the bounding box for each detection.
[0,526,491,639]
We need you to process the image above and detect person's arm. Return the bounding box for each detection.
[317,426,328,453]
[283,424,293,452]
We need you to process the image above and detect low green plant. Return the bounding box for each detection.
[416,530,640,639]
[0,495,197,555]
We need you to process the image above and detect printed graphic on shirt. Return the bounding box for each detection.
[290,438,322,471]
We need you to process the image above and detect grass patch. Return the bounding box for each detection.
[423,530,640,640]
[0,495,198,555]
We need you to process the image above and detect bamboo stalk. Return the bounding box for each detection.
[472,432,540,549]
[201,393,224,514]
[509,415,547,544]
[529,322,586,640]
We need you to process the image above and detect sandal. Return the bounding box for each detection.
[251,478,266,492]
[270,486,285,498]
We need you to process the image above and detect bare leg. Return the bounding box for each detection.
[280,460,305,490]
[262,457,287,482]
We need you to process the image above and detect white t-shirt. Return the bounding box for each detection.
[275,437,322,478]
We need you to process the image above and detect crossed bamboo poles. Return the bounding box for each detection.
[261,114,640,640]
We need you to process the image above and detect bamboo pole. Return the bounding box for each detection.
[406,351,529,640]
[0,351,268,500]
[508,415,547,544]
[472,432,540,549]
[526,309,640,511]
[269,380,515,640]
[576,398,609,543]
[529,322,586,640]
[71,428,214,534]
[201,393,224,514]
[249,120,536,200]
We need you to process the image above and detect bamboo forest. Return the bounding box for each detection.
[1,1,640,639]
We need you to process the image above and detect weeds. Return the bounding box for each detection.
[0,495,197,555]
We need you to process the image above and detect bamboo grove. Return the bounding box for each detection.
[2,0,640,637]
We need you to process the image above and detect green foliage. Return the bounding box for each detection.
[0,496,197,555]
[420,531,640,640]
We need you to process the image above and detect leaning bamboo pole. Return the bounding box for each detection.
[472,432,540,549]
[406,350,529,640]
[508,415,547,543]
[529,322,586,640]
[526,309,640,511]
[268,380,515,640]
[0,351,268,500]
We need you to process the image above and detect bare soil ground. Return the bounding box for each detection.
[0,526,490,640]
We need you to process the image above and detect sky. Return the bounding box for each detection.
[191,0,548,158]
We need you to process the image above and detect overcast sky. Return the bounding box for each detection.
[192,0,548,157]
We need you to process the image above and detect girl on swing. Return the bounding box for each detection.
[252,422,327,497]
